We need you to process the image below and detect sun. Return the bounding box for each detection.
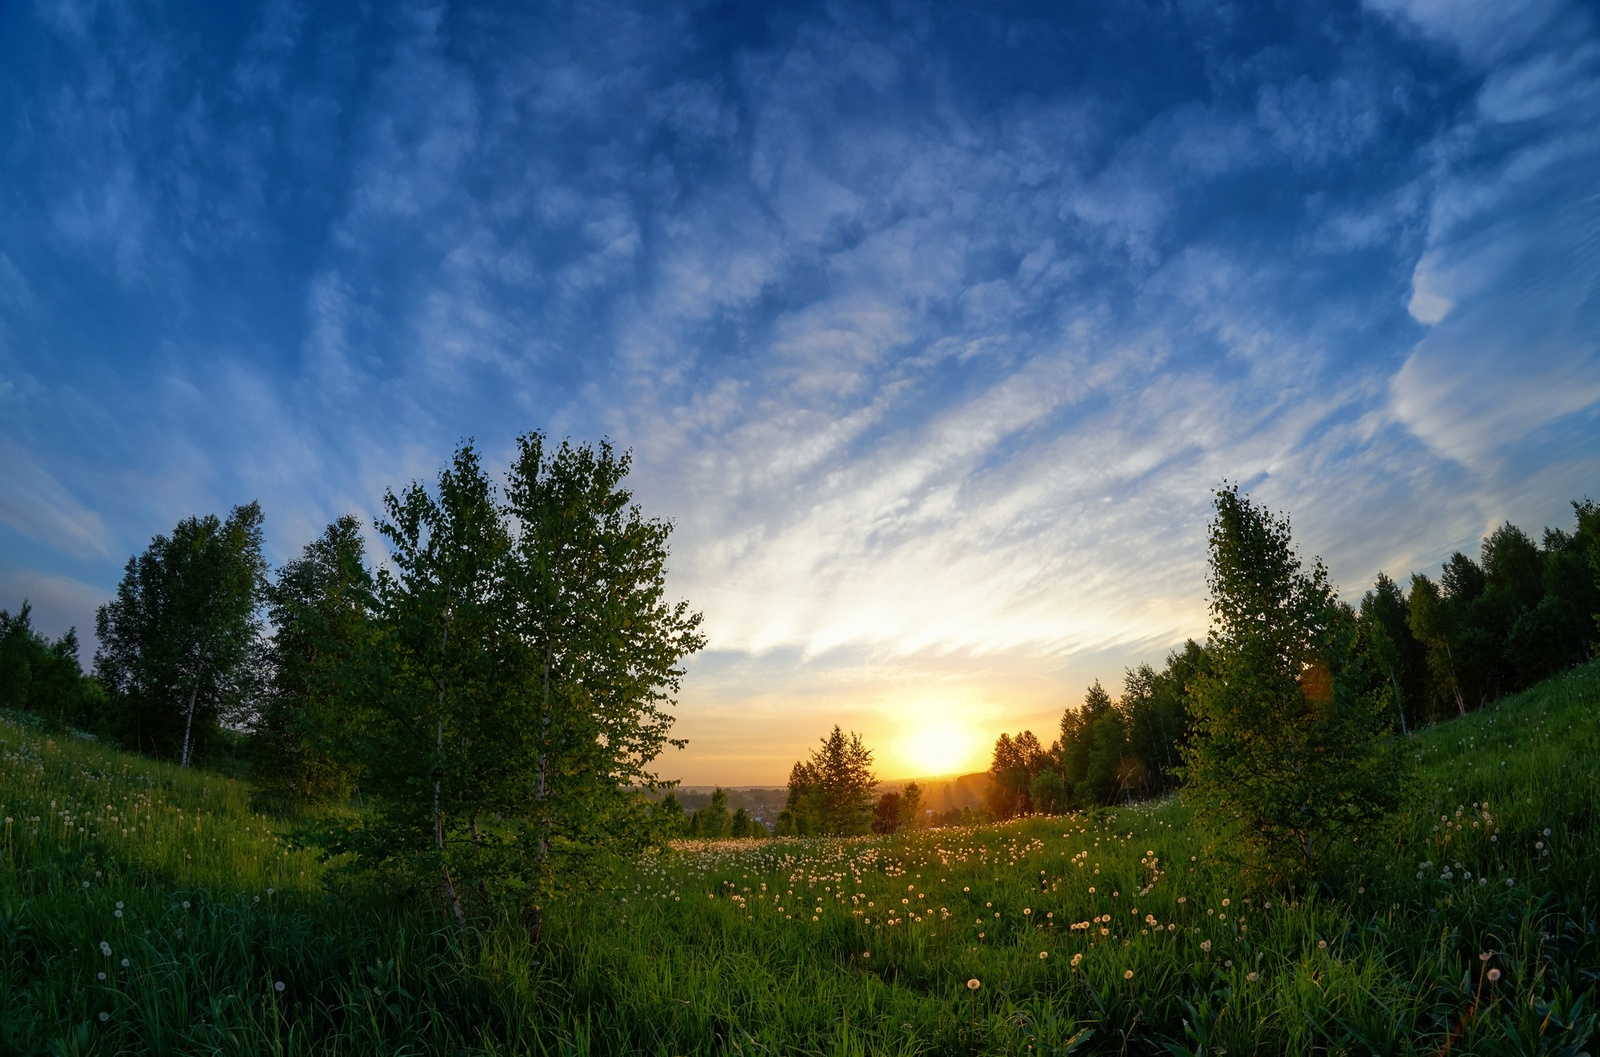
[900,720,978,777]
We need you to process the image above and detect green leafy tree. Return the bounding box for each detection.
[1406,573,1466,718]
[1509,504,1600,682]
[254,515,372,806]
[360,437,704,926]
[1027,768,1067,814]
[500,433,705,917]
[898,781,924,830]
[1061,681,1126,807]
[94,503,268,765]
[654,791,688,837]
[693,788,732,838]
[1355,572,1427,735]
[870,791,902,834]
[782,726,877,835]
[986,730,1048,819]
[1181,484,1404,888]
[0,601,100,730]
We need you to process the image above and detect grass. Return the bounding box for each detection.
[1,664,1597,1055]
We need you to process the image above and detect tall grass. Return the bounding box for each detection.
[2,663,1596,1054]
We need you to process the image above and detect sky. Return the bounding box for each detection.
[1,0,1597,786]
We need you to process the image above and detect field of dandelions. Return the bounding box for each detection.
[2,664,1597,1055]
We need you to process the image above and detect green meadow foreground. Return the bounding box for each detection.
[2,668,1597,1055]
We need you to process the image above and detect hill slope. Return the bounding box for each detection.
[1,662,1597,1054]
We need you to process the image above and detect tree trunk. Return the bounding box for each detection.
[1389,670,1408,736]
[180,681,199,768]
[537,644,552,865]
[435,584,463,924]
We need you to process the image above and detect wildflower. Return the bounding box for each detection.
[966,978,981,990]
[1124,969,1134,980]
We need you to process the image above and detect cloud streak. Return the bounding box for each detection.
[1,0,1596,782]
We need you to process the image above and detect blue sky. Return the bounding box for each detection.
[1,0,1597,784]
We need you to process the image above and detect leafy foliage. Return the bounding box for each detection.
[252,515,371,806]
[780,726,877,835]
[1181,484,1405,888]
[92,502,267,765]
[0,601,103,730]
[355,437,705,921]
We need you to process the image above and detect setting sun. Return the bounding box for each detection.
[899,719,981,777]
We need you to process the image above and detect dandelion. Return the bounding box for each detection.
[1200,940,1211,952]
[97,971,106,980]
[863,951,870,959]
[1247,971,1258,982]
[966,978,981,990]
[114,909,122,918]
[120,958,129,968]
[1488,968,1501,982]
[99,941,111,957]
[1039,951,1048,959]
[1071,952,1083,967]
[1124,969,1134,980]
[98,1012,108,1023]
[275,981,285,992]
[1318,939,1327,950]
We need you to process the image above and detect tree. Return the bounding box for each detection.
[655,791,687,837]
[1355,573,1426,735]
[782,726,877,835]
[94,503,267,765]
[871,791,902,834]
[899,781,924,830]
[253,515,373,807]
[1407,573,1466,718]
[1061,681,1125,807]
[986,731,1044,819]
[1181,484,1404,888]
[359,436,704,927]
[0,601,100,730]
[500,432,705,917]
[729,807,759,838]
[693,788,732,838]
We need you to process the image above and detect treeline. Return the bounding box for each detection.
[987,499,1600,820]
[655,787,770,839]
[0,435,705,926]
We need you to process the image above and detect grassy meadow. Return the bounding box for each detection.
[2,664,1598,1055]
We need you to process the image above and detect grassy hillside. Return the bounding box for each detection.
[2,663,1597,1055]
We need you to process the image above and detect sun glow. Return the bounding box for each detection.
[899,719,981,777]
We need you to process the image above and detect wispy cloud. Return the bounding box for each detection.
[1,0,1595,782]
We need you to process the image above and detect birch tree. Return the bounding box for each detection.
[94,503,266,763]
